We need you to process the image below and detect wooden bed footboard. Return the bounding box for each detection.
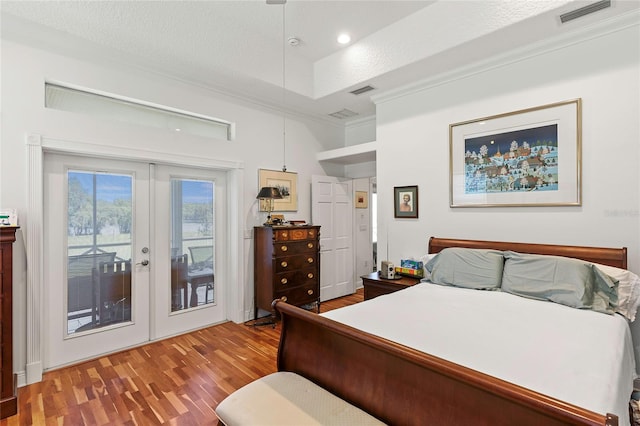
[274,300,618,426]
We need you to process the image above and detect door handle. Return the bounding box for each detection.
[136,259,149,266]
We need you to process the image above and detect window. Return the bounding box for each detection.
[45,83,235,141]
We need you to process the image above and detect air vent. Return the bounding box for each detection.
[328,109,359,119]
[350,85,376,95]
[559,0,610,23]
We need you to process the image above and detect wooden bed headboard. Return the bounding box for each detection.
[428,237,628,270]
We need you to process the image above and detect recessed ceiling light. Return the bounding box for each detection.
[337,33,351,44]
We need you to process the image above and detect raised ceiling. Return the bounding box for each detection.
[1,0,638,124]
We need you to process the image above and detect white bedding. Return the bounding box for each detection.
[322,283,636,425]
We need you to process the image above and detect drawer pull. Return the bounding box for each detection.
[307,258,314,263]
[281,261,288,268]
[281,296,288,302]
[282,231,288,238]
[307,273,314,279]
[281,245,288,252]
[309,231,315,237]
[307,289,314,295]
[307,243,314,249]
[281,278,288,285]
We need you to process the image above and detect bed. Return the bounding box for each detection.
[273,237,637,426]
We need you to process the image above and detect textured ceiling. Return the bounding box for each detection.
[2,0,638,124]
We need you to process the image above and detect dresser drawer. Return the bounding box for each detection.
[275,283,318,306]
[274,240,317,256]
[274,254,317,272]
[274,227,318,242]
[274,268,318,290]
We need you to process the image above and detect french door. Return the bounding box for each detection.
[44,153,226,369]
[152,164,226,339]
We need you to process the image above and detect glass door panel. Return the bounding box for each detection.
[170,179,215,312]
[67,171,133,334]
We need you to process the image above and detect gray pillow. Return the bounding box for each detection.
[501,251,618,314]
[425,248,504,290]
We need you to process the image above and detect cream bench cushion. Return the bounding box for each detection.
[215,371,385,425]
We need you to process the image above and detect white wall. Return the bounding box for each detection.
[345,116,376,146]
[1,39,343,383]
[375,24,640,368]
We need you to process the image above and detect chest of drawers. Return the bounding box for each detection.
[254,225,320,318]
[1,226,18,419]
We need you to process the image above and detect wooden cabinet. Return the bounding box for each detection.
[361,271,420,301]
[1,227,18,419]
[254,225,320,318]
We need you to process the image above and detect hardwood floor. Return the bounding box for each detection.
[1,289,364,425]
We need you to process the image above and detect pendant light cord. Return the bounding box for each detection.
[281,2,287,172]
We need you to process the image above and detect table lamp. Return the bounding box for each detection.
[256,186,283,226]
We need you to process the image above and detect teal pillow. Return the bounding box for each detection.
[425,248,504,290]
[501,251,618,314]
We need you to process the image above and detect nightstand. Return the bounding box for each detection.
[361,271,421,300]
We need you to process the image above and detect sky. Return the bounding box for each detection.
[69,171,214,204]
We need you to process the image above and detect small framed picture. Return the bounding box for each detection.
[394,186,418,218]
[355,191,368,208]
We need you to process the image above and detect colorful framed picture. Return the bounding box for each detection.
[355,191,368,208]
[449,99,581,207]
[258,169,298,212]
[394,186,418,218]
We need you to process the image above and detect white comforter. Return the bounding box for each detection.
[323,283,635,425]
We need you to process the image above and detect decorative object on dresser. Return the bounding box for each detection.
[254,225,320,326]
[256,186,283,226]
[361,271,420,300]
[1,226,18,419]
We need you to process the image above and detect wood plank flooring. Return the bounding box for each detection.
[1,289,364,425]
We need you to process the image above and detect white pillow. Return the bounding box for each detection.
[592,262,640,321]
[419,253,439,281]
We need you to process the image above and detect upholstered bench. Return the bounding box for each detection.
[215,371,385,425]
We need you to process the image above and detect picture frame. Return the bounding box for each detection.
[259,169,298,212]
[394,186,418,218]
[355,191,368,208]
[449,99,581,207]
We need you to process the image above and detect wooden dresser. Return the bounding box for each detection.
[1,226,18,419]
[254,225,320,319]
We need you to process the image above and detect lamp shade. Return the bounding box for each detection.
[256,186,283,200]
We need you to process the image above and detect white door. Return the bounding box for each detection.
[44,154,151,368]
[311,175,354,301]
[44,154,226,368]
[152,164,226,339]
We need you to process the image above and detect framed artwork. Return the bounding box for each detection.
[394,186,418,218]
[355,191,368,208]
[258,169,298,211]
[449,99,581,207]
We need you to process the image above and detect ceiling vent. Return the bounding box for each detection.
[559,0,610,23]
[350,85,376,95]
[328,109,359,119]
